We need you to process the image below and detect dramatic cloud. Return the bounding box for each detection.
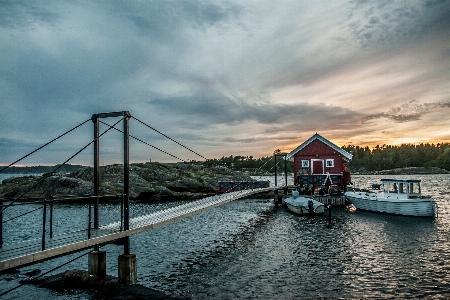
[1,0,449,165]
[362,101,450,123]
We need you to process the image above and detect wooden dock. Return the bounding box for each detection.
[282,185,348,206]
[313,195,348,206]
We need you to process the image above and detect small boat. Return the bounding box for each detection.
[344,178,437,217]
[284,190,325,215]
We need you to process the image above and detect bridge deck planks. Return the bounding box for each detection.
[0,188,273,271]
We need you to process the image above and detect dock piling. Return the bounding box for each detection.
[89,250,106,277]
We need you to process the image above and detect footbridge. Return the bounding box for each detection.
[0,111,288,290]
[0,188,274,272]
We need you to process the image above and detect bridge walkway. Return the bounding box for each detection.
[0,187,274,271]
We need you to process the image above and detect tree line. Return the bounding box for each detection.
[203,143,450,172]
[341,143,450,171]
[203,154,294,173]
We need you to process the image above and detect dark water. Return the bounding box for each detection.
[1,174,449,299]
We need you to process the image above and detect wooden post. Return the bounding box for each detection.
[284,157,288,187]
[327,204,332,228]
[274,155,277,186]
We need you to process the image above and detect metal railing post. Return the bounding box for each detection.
[50,199,53,238]
[42,199,46,250]
[88,197,92,239]
[120,194,124,231]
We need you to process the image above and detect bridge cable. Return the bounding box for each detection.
[106,117,277,198]
[0,249,92,297]
[2,118,124,213]
[132,116,207,160]
[99,120,187,162]
[3,206,42,223]
[0,118,91,173]
[215,155,279,196]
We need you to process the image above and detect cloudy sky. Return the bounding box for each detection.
[1,0,449,166]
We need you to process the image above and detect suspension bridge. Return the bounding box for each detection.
[0,111,287,288]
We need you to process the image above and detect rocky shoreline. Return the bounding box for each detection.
[18,269,189,299]
[1,164,447,201]
[0,162,258,201]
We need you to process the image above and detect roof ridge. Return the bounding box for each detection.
[285,134,352,160]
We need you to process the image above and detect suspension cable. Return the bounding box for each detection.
[99,120,187,162]
[2,118,124,212]
[3,206,42,223]
[132,116,207,160]
[0,118,91,173]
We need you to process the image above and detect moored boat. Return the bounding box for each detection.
[344,178,437,217]
[284,190,325,215]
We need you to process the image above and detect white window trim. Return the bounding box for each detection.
[326,159,334,167]
[301,160,309,168]
[311,159,324,174]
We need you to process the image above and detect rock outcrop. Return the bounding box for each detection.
[21,269,188,299]
[0,162,255,201]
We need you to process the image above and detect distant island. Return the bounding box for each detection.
[1,164,85,174]
[0,162,258,200]
[0,162,447,201]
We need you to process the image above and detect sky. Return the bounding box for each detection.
[1,0,450,166]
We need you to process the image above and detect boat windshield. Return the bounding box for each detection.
[408,182,421,194]
[382,180,421,195]
[389,182,398,193]
[399,183,406,194]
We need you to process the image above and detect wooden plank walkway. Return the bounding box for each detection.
[0,188,273,271]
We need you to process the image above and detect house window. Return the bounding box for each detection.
[301,160,309,168]
[326,159,334,167]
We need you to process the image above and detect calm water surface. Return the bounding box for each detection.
[1,174,449,299]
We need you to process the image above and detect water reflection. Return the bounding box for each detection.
[1,174,449,299]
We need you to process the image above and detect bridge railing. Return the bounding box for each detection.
[0,195,125,249]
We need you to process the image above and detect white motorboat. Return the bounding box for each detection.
[344,178,437,217]
[284,190,325,215]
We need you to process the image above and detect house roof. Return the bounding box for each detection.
[284,133,352,161]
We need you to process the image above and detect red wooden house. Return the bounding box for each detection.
[285,133,352,189]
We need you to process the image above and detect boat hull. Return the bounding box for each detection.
[284,196,325,215]
[345,192,435,217]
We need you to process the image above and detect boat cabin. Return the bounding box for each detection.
[285,133,352,190]
[381,179,422,198]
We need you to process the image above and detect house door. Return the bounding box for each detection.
[312,160,324,174]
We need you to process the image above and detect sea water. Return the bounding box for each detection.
[0,174,449,299]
